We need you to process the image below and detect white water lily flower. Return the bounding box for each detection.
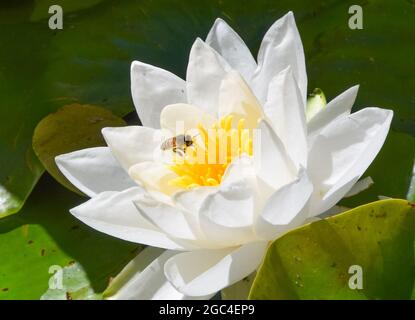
[55,12,393,300]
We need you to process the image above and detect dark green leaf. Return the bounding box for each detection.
[31,0,104,21]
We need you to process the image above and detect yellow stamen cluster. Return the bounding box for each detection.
[168,115,253,189]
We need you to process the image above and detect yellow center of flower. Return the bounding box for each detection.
[167,114,253,189]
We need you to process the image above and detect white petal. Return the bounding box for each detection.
[199,158,259,246]
[164,241,267,296]
[129,161,180,196]
[131,61,186,128]
[344,176,374,197]
[264,66,307,168]
[309,176,360,216]
[70,187,187,250]
[221,154,255,184]
[308,107,393,216]
[255,168,313,240]
[173,187,217,239]
[252,12,307,104]
[206,18,257,82]
[254,120,296,191]
[160,103,216,134]
[218,71,263,130]
[186,38,231,115]
[55,147,135,197]
[134,194,197,241]
[308,85,359,137]
[199,192,254,232]
[309,107,393,187]
[105,248,212,300]
[102,126,162,170]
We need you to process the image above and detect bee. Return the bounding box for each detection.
[160,134,195,155]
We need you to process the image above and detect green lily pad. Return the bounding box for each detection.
[221,273,256,300]
[41,262,102,300]
[249,199,415,300]
[0,174,142,300]
[32,104,125,194]
[0,147,43,219]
